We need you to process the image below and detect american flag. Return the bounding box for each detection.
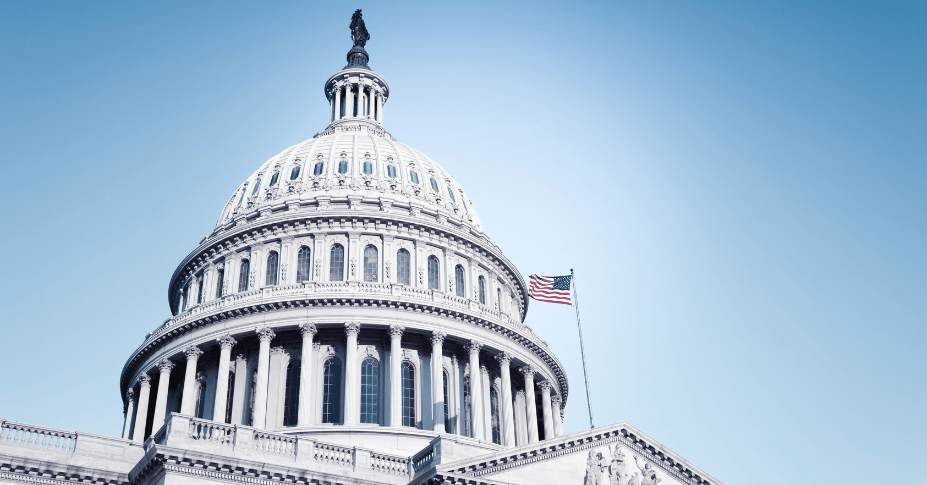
[528,274,573,305]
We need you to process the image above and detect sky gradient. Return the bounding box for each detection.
[1,2,924,485]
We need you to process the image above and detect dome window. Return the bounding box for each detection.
[447,188,456,203]
[290,165,301,180]
[430,178,439,193]
[338,160,348,174]
[269,172,280,187]
[363,161,373,175]
[251,179,262,196]
[387,165,397,178]
[410,171,420,185]
[313,162,324,176]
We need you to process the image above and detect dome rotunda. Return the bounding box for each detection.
[119,14,568,457]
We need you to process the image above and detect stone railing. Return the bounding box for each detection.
[0,420,77,452]
[148,414,412,480]
[411,440,437,475]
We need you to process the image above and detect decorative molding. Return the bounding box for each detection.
[388,324,405,339]
[494,351,512,366]
[156,359,175,374]
[256,327,276,342]
[183,346,203,361]
[466,340,483,354]
[344,321,361,337]
[519,364,536,379]
[216,334,237,349]
[430,330,446,346]
[538,380,552,392]
[299,322,318,337]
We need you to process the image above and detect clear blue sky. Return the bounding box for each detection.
[1,2,924,485]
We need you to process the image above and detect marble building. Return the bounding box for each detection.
[0,12,724,485]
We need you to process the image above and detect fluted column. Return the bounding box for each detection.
[495,352,515,447]
[389,324,405,427]
[466,340,484,440]
[539,381,554,441]
[151,359,175,431]
[344,322,361,425]
[180,346,203,415]
[481,365,492,441]
[334,86,342,120]
[514,389,528,445]
[253,327,276,429]
[431,331,446,433]
[213,335,236,423]
[378,93,384,124]
[520,365,539,443]
[122,390,135,439]
[345,84,355,118]
[298,323,317,426]
[551,395,563,437]
[230,353,248,425]
[132,374,151,442]
[370,90,377,120]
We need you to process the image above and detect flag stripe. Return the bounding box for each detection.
[528,274,572,305]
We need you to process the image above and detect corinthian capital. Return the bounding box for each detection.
[137,373,151,387]
[388,324,405,339]
[125,388,135,402]
[299,323,318,338]
[538,380,552,392]
[157,359,175,374]
[431,331,446,346]
[217,334,237,350]
[256,326,276,342]
[344,322,361,337]
[184,346,203,361]
[494,351,513,366]
[519,365,537,379]
[551,395,562,406]
[466,339,483,354]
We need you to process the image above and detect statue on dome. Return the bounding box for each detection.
[350,9,370,47]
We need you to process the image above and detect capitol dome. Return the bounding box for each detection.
[117,15,569,461]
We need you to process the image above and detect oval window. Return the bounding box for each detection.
[447,188,456,203]
[387,165,397,178]
[363,161,373,175]
[430,178,439,193]
[313,162,324,176]
[410,171,419,185]
[270,172,280,186]
[338,160,348,174]
[290,165,301,180]
[251,178,262,196]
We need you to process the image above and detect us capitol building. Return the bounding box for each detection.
[0,12,724,485]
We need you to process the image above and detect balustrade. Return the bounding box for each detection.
[0,421,76,452]
[188,417,234,446]
[253,431,296,456]
[371,452,410,476]
[314,442,353,467]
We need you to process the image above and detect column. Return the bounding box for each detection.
[345,84,354,118]
[495,352,515,447]
[551,395,563,437]
[329,91,335,122]
[378,93,384,124]
[230,353,248,425]
[481,365,491,441]
[431,331,446,433]
[520,365,539,443]
[213,334,236,423]
[132,374,151,443]
[253,327,276,429]
[389,324,405,427]
[539,381,554,441]
[450,355,460,434]
[343,322,361,425]
[514,389,528,445]
[298,323,317,426]
[180,346,203,415]
[266,347,288,428]
[334,86,342,120]
[370,90,377,120]
[466,340,484,440]
[122,389,135,439]
[151,359,175,431]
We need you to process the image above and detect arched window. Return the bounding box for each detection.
[397,249,411,286]
[363,245,378,282]
[290,165,301,180]
[490,388,501,444]
[269,172,280,187]
[265,251,279,286]
[447,188,456,203]
[196,274,204,304]
[443,370,451,432]
[387,165,397,178]
[283,360,300,427]
[463,376,472,437]
[224,371,235,423]
[427,256,440,290]
[338,160,348,174]
[401,362,415,427]
[329,244,345,281]
[322,358,343,424]
[410,170,419,185]
[251,178,262,196]
[215,269,224,299]
[430,178,439,193]
[238,260,250,292]
[361,358,379,424]
[455,265,465,298]
[297,247,311,282]
[363,161,373,175]
[478,276,486,304]
[313,162,324,176]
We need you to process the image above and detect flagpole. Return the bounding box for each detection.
[571,268,594,429]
